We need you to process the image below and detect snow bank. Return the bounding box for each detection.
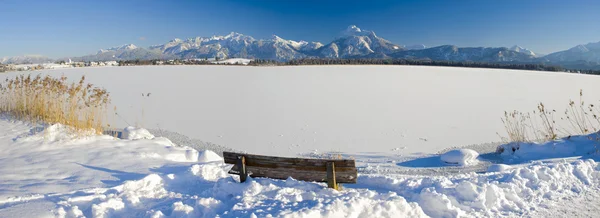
[358,159,600,217]
[123,126,155,140]
[14,123,100,143]
[440,149,479,166]
[47,158,600,218]
[54,163,429,218]
[498,133,600,163]
[3,118,600,217]
[0,120,200,205]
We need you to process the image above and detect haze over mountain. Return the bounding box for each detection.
[2,25,600,70]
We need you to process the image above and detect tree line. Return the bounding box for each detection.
[116,58,247,66]
[250,58,569,72]
[111,58,600,75]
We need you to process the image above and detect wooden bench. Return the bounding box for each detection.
[223,152,357,189]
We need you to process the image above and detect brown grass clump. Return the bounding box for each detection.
[535,102,558,141]
[500,90,600,154]
[500,110,532,143]
[0,74,110,134]
[562,90,600,135]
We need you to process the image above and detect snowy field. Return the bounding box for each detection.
[1,65,600,217]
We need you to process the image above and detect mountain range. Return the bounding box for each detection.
[2,25,600,70]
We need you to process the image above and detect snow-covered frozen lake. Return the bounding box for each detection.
[3,65,600,217]
[4,65,600,156]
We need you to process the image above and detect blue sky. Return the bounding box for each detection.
[0,0,599,58]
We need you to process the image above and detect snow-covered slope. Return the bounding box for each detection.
[71,47,171,62]
[544,41,600,63]
[405,44,427,50]
[318,25,403,58]
[391,45,537,62]
[0,55,53,64]
[98,44,138,54]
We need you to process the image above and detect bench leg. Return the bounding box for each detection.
[326,162,338,190]
[237,156,248,183]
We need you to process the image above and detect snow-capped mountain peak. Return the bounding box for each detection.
[340,25,376,38]
[509,45,536,56]
[583,41,600,50]
[98,44,138,54]
[569,44,589,52]
[344,25,362,35]
[271,35,285,41]
[109,44,136,50]
[224,32,241,39]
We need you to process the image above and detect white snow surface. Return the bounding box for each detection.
[440,149,479,166]
[0,118,599,217]
[197,150,223,163]
[487,164,513,172]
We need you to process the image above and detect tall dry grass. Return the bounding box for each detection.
[500,90,600,153]
[0,74,110,134]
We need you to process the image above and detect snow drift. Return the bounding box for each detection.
[440,149,479,166]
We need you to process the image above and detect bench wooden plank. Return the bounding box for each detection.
[223,152,355,168]
[229,164,358,183]
[224,151,358,184]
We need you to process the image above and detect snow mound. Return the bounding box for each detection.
[359,159,600,217]
[440,149,479,166]
[197,150,223,163]
[55,168,429,218]
[123,126,155,140]
[487,164,512,172]
[189,164,228,181]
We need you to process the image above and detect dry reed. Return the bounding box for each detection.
[0,74,110,134]
[500,90,600,154]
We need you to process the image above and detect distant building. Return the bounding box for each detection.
[105,61,119,66]
[42,63,72,69]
